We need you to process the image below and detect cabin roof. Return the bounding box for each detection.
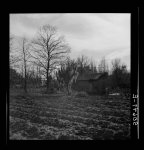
[77,73,107,81]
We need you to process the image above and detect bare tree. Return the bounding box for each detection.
[56,58,79,95]
[111,58,130,89]
[111,58,121,71]
[76,54,90,74]
[30,24,71,92]
[98,57,109,73]
[18,37,31,93]
[89,58,97,73]
[9,34,20,66]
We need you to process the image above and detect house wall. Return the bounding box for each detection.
[91,78,108,94]
[73,79,108,94]
[73,80,93,92]
[72,74,109,94]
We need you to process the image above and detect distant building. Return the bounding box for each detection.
[73,72,108,93]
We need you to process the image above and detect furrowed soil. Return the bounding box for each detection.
[9,90,131,140]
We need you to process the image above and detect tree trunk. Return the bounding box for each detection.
[46,71,49,92]
[67,82,71,95]
[46,57,50,92]
[23,39,27,93]
[24,62,27,93]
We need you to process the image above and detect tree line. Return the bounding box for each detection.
[10,24,130,95]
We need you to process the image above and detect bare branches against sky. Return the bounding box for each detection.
[10,13,130,70]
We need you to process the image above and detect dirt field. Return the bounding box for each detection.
[9,89,131,140]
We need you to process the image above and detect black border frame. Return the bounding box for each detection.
[4,6,140,145]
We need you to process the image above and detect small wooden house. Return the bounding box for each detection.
[72,72,108,94]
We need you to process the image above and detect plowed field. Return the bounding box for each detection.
[9,91,131,140]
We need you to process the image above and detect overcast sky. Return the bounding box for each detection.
[10,13,130,70]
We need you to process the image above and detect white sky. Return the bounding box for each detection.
[10,13,130,70]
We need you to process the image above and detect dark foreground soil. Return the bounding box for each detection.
[9,90,131,140]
